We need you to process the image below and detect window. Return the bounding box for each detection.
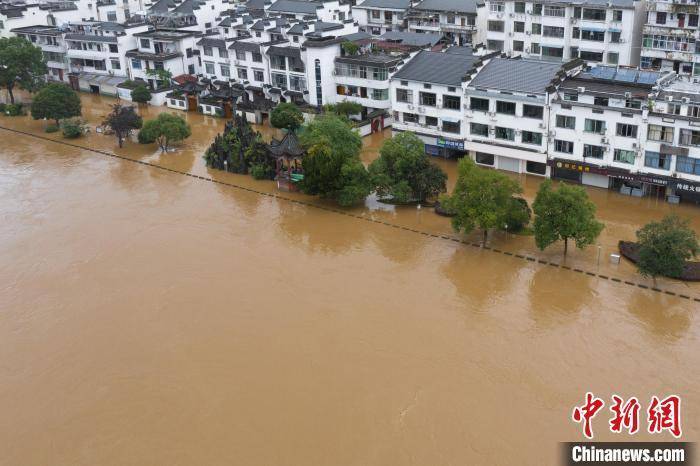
[154,61,164,71]
[526,161,547,175]
[470,97,489,111]
[252,52,262,62]
[616,123,638,138]
[371,88,389,100]
[581,29,605,41]
[488,20,504,32]
[490,2,504,12]
[647,124,674,142]
[610,31,621,43]
[423,83,431,89]
[690,14,699,27]
[272,73,287,88]
[110,59,120,70]
[293,35,299,43]
[140,38,150,48]
[522,104,543,119]
[470,122,489,136]
[607,52,619,65]
[514,21,525,33]
[543,26,564,38]
[531,43,541,54]
[419,92,436,106]
[131,58,142,70]
[613,149,635,164]
[396,88,413,103]
[522,131,542,145]
[109,44,118,53]
[667,103,681,115]
[221,65,230,77]
[448,87,456,92]
[582,8,606,21]
[443,95,461,110]
[679,129,700,146]
[205,62,215,74]
[203,46,213,56]
[594,96,609,107]
[270,55,286,70]
[583,144,604,159]
[572,27,580,39]
[236,50,246,60]
[644,151,670,170]
[513,40,524,52]
[371,9,380,19]
[496,100,516,115]
[442,121,460,133]
[579,51,603,62]
[625,99,641,110]
[613,10,622,21]
[253,69,264,82]
[555,139,574,153]
[487,40,504,51]
[656,12,666,24]
[425,116,438,127]
[563,93,578,101]
[542,47,563,58]
[531,23,541,35]
[403,113,418,123]
[543,5,565,16]
[688,105,700,118]
[255,32,261,37]
[676,156,700,175]
[495,126,515,140]
[476,152,494,165]
[514,1,525,13]
[533,3,542,15]
[556,115,575,129]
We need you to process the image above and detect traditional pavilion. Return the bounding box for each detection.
[268,131,305,192]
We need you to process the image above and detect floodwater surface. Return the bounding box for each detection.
[0,94,698,465]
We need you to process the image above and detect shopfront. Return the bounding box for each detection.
[431,137,467,159]
[607,169,670,199]
[549,159,610,187]
[671,180,700,204]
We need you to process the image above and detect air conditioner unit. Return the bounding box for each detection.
[601,136,608,144]
[624,91,631,98]
[682,97,690,103]
[577,86,586,93]
[666,95,674,102]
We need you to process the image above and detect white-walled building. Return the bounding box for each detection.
[11,24,69,81]
[481,0,645,67]
[126,28,200,85]
[406,0,479,46]
[353,0,410,36]
[641,0,700,75]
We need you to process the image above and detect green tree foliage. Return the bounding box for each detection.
[270,102,304,131]
[131,85,152,104]
[0,37,47,104]
[341,41,359,56]
[442,158,523,243]
[636,214,699,280]
[30,83,81,125]
[145,69,172,87]
[501,197,531,233]
[60,118,86,139]
[532,180,604,255]
[369,131,446,203]
[333,100,362,117]
[138,112,191,152]
[103,104,143,147]
[299,115,370,206]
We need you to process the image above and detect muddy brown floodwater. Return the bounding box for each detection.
[0,93,698,465]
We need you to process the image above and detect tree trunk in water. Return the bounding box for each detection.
[564,237,569,256]
[8,85,15,105]
[118,135,123,148]
[483,229,488,245]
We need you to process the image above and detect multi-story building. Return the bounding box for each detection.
[126,29,201,86]
[265,0,352,22]
[481,0,645,67]
[641,0,700,75]
[353,0,410,36]
[406,0,479,46]
[11,24,69,81]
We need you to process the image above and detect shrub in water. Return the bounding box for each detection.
[61,118,85,139]
[45,124,59,133]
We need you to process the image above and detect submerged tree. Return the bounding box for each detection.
[636,214,698,281]
[138,113,191,152]
[103,104,143,148]
[0,37,47,104]
[442,158,523,244]
[270,102,304,132]
[369,131,446,203]
[30,83,81,125]
[532,180,604,255]
[203,115,275,177]
[299,114,370,206]
[131,85,152,104]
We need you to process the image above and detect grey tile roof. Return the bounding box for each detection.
[355,0,410,10]
[392,50,477,86]
[64,33,118,43]
[197,37,227,48]
[379,30,442,47]
[445,45,473,55]
[412,0,477,14]
[267,0,321,14]
[312,20,344,31]
[228,40,261,52]
[468,58,564,94]
[540,0,634,8]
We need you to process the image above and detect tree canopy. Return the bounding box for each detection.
[138,112,191,152]
[103,104,143,148]
[532,180,604,255]
[131,85,152,104]
[441,158,524,243]
[369,131,446,203]
[636,214,699,280]
[30,83,81,125]
[270,102,304,131]
[0,37,47,104]
[299,115,370,206]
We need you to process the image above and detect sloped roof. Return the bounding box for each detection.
[392,50,477,86]
[355,0,410,9]
[468,58,564,94]
[379,30,442,47]
[269,131,305,157]
[412,0,477,14]
[267,0,321,14]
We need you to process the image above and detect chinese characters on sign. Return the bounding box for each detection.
[572,393,681,439]
[435,137,464,151]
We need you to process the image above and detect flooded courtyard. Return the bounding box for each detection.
[0,94,698,465]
